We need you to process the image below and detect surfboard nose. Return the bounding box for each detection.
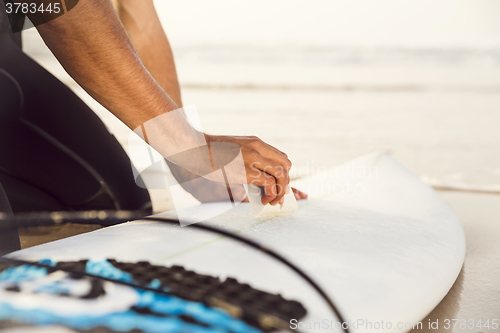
[0,68,23,123]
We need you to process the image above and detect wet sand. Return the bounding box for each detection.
[411,191,500,332]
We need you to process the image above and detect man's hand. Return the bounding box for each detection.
[206,134,303,205]
[169,158,307,205]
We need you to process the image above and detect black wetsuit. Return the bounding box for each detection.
[0,6,151,254]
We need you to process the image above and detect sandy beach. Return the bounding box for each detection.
[17,0,500,330]
[411,191,500,332]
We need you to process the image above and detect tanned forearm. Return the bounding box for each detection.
[111,0,182,107]
[33,0,178,129]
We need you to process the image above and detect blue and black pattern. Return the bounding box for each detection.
[0,259,306,332]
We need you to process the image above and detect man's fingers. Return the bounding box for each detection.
[292,187,308,200]
[247,153,288,205]
[248,172,277,205]
[252,141,292,204]
[249,137,292,172]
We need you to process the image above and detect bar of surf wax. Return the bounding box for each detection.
[245,183,298,217]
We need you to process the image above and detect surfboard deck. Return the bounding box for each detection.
[8,152,466,333]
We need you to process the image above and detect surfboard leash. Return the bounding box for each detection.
[0,211,350,333]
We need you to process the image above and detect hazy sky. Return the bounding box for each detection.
[155,0,500,49]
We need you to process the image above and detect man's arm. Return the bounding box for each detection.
[34,0,176,130]
[109,0,207,201]
[108,0,275,204]
[32,0,295,205]
[109,0,298,204]
[110,0,182,107]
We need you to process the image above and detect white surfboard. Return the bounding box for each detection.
[9,152,466,333]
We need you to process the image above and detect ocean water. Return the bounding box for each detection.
[20,0,500,193]
[153,0,500,50]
